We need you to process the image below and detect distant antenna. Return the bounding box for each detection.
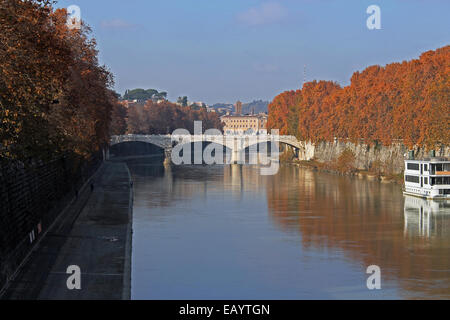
[303,64,306,88]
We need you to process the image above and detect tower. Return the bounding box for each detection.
[235,101,242,115]
[303,64,306,88]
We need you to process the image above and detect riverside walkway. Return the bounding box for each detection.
[1,162,133,300]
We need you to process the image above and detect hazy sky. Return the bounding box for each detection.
[56,0,449,104]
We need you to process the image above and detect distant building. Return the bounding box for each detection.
[214,107,232,115]
[152,96,167,104]
[119,99,139,108]
[120,97,169,108]
[191,101,208,108]
[220,113,268,135]
[259,113,268,134]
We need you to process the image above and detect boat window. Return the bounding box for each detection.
[405,175,420,183]
[407,163,420,170]
[431,177,450,185]
[424,164,428,171]
[436,164,443,171]
[424,177,428,185]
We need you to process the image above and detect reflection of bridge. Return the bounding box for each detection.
[109,134,314,164]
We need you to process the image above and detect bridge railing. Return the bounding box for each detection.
[110,134,303,148]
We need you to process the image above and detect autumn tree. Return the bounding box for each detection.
[1,0,72,160]
[110,100,128,136]
[268,46,450,150]
[125,101,223,135]
[1,0,118,161]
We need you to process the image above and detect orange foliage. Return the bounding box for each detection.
[126,100,224,135]
[1,0,116,160]
[268,46,450,149]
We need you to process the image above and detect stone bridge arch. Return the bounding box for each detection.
[109,134,314,164]
[110,134,172,149]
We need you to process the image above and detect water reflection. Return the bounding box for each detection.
[130,161,450,299]
[404,196,450,238]
[266,168,450,299]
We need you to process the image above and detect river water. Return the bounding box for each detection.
[129,161,450,299]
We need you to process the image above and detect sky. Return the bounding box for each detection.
[55,0,450,105]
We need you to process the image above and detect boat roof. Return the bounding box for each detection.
[405,157,450,163]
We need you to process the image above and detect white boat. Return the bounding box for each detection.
[403,156,450,200]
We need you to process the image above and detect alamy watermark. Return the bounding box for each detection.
[66,5,81,30]
[367,5,381,30]
[66,265,81,290]
[366,265,381,290]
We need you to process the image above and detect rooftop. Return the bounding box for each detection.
[406,157,450,162]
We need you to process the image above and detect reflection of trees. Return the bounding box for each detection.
[131,163,270,217]
[266,167,450,299]
[129,161,450,298]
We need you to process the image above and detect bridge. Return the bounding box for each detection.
[109,134,314,164]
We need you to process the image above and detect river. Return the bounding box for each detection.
[128,160,450,299]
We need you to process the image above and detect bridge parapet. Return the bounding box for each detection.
[109,134,314,162]
[110,134,172,149]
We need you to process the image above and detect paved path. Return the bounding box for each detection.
[1,162,133,300]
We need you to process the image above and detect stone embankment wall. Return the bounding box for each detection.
[296,140,450,174]
[0,155,101,293]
